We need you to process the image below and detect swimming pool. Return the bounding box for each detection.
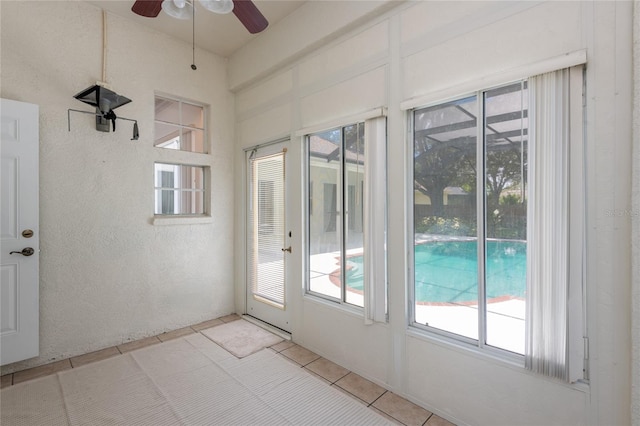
[346,240,526,304]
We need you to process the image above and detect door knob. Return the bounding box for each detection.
[281,246,292,253]
[10,247,35,256]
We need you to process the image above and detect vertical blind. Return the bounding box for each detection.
[363,116,388,324]
[526,66,585,382]
[248,151,286,307]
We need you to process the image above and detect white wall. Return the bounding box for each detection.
[228,0,397,91]
[632,0,640,423]
[0,1,236,373]
[231,1,634,425]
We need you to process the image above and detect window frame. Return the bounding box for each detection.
[153,162,210,218]
[408,80,529,364]
[406,88,524,367]
[152,92,212,225]
[299,110,387,322]
[305,122,366,309]
[407,71,586,373]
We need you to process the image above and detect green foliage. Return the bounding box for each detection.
[486,201,527,239]
[499,193,523,206]
[415,216,475,236]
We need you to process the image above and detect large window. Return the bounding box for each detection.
[411,66,586,383]
[154,95,206,153]
[412,81,529,354]
[307,123,365,307]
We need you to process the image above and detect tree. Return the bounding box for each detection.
[485,145,527,210]
[413,136,476,217]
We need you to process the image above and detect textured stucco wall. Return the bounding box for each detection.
[0,1,235,373]
[632,1,640,423]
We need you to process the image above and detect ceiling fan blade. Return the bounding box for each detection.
[232,0,268,34]
[132,0,163,18]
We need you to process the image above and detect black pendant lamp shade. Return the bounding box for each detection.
[73,84,131,114]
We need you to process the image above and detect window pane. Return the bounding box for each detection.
[180,165,204,190]
[344,123,364,307]
[156,189,175,214]
[258,180,275,234]
[154,122,180,149]
[178,190,204,215]
[154,96,206,153]
[308,123,366,308]
[484,82,528,354]
[323,183,337,232]
[250,155,286,306]
[308,130,342,300]
[155,97,180,124]
[182,102,204,129]
[181,128,204,153]
[413,95,478,340]
[154,163,205,215]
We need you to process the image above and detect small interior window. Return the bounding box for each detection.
[154,96,206,153]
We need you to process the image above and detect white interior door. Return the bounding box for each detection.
[1,98,39,365]
[246,141,291,332]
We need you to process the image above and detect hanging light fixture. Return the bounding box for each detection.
[132,0,267,34]
[161,0,233,19]
[161,0,194,20]
[190,0,197,70]
[160,0,234,70]
[199,0,233,14]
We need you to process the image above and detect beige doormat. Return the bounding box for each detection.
[201,319,283,358]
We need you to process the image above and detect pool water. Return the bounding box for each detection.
[346,240,526,304]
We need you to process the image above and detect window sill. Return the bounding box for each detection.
[152,215,213,226]
[405,325,590,393]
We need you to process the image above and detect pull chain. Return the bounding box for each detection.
[191,1,197,70]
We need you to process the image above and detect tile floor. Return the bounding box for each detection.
[1,314,454,426]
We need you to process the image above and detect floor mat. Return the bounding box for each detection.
[201,319,283,358]
[1,333,393,425]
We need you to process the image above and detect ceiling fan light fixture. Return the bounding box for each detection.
[199,0,233,15]
[131,0,268,33]
[162,0,194,19]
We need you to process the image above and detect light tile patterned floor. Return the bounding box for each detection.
[1,315,456,426]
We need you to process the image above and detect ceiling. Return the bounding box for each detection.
[88,0,306,58]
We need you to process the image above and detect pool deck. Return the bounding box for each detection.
[307,238,526,354]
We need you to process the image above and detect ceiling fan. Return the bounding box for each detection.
[131,0,268,34]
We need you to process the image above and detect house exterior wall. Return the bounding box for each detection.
[232,1,634,425]
[0,1,236,373]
